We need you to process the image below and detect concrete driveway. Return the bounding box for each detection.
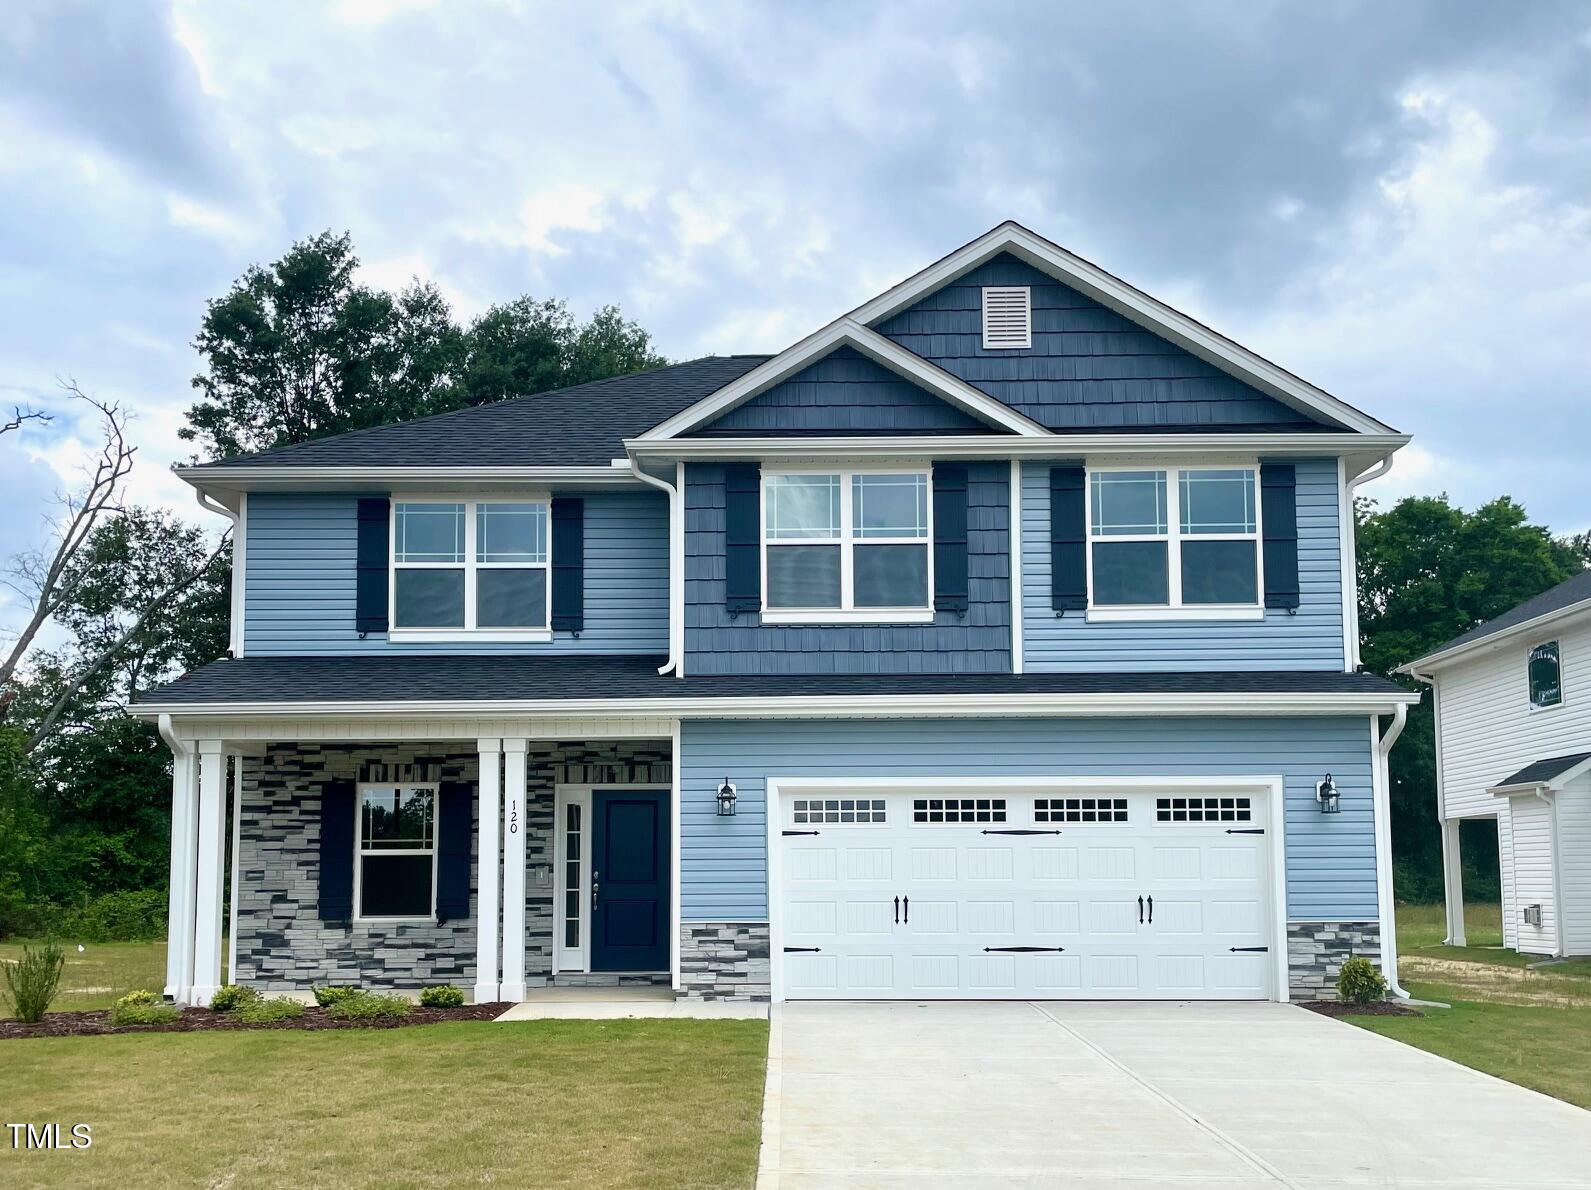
[758,1001,1591,1188]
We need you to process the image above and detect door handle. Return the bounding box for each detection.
[903,896,909,923]
[1147,895,1153,924]
[1138,895,1144,924]
[592,870,599,908]
[894,896,900,924]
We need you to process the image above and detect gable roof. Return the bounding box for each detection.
[181,355,769,473]
[1491,752,1591,792]
[1404,569,1591,673]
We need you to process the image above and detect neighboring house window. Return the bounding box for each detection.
[762,470,932,621]
[1529,641,1563,710]
[356,783,436,919]
[391,500,549,632]
[1088,467,1260,611]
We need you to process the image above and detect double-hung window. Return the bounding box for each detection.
[1088,467,1261,616]
[392,499,549,635]
[356,783,436,919]
[762,470,932,621]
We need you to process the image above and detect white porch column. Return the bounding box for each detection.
[163,741,198,1001]
[500,738,529,1001]
[190,740,228,1005]
[1441,819,1467,946]
[473,738,502,1005]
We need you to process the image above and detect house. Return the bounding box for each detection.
[132,221,1417,1006]
[1403,571,1591,957]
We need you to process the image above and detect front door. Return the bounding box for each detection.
[590,789,670,972]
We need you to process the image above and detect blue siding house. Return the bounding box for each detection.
[136,222,1415,1009]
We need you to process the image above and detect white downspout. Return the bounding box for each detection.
[195,487,243,657]
[1537,788,1567,958]
[1343,453,1394,670]
[629,456,683,676]
[1373,702,1412,998]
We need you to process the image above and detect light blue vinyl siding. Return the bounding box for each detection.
[679,716,1377,922]
[1021,457,1344,671]
[244,490,668,655]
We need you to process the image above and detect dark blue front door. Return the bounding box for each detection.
[590,789,669,972]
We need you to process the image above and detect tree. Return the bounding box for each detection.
[1356,494,1585,899]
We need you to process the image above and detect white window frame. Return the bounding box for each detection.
[553,786,593,972]
[1085,463,1265,622]
[353,780,439,923]
[1527,639,1565,713]
[760,466,935,625]
[389,496,552,642]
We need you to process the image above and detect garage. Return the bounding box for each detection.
[770,780,1283,1001]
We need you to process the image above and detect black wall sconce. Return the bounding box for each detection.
[1315,773,1340,814]
[716,779,738,817]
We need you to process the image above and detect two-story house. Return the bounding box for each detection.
[134,221,1416,1006]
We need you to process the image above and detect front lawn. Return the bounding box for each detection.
[0,939,167,1015]
[1,1018,767,1189]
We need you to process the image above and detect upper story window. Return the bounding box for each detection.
[1088,467,1260,616]
[356,783,436,920]
[1529,641,1563,710]
[762,470,932,623]
[981,286,1031,349]
[392,499,549,634]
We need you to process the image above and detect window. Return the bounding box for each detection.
[763,471,931,620]
[1529,641,1563,710]
[1155,795,1252,823]
[981,286,1031,349]
[356,784,436,919]
[562,802,583,949]
[1088,467,1260,613]
[913,797,1006,823]
[392,499,549,633]
[792,798,887,824]
[1036,797,1128,823]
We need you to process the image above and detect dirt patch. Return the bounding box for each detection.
[1400,955,1591,1007]
[1301,999,1422,1018]
[0,1002,515,1040]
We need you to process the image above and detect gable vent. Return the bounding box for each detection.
[981,286,1031,349]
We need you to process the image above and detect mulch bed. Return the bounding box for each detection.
[0,1002,516,1040]
[1301,999,1422,1018]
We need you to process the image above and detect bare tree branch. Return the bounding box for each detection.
[0,405,49,437]
[22,531,231,753]
[0,381,135,695]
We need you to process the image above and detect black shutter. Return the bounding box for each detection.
[932,462,969,614]
[1050,465,1087,611]
[355,498,390,635]
[551,497,584,633]
[724,463,761,614]
[434,780,473,924]
[317,779,356,924]
[1261,462,1300,610]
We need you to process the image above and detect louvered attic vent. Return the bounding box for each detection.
[981,285,1031,349]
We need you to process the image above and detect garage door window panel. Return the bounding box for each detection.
[913,797,1006,824]
[1036,797,1129,823]
[1156,795,1252,823]
[792,798,887,825]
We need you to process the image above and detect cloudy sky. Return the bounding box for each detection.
[2,0,1590,619]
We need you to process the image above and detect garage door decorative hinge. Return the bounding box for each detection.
[982,945,1066,953]
[1229,946,1269,953]
[981,828,1063,836]
[1225,828,1265,835]
[783,946,821,953]
[782,829,820,836]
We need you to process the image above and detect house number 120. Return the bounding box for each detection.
[508,800,519,834]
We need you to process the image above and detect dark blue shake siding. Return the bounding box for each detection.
[876,253,1325,432]
[683,461,1011,674]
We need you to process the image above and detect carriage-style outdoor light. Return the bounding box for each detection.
[716,778,738,817]
[1315,773,1341,814]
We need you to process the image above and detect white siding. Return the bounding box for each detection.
[1557,779,1591,954]
[1506,795,1558,955]
[1431,615,1591,820]
[1499,808,1517,949]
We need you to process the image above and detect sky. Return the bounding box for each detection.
[2,0,1590,632]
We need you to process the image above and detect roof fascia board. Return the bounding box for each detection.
[848,222,1394,437]
[130,688,1420,721]
[170,464,644,493]
[628,432,1410,461]
[639,320,1046,440]
[1401,599,1591,675]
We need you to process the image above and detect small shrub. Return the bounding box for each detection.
[313,985,358,1007]
[327,991,412,1021]
[3,940,65,1022]
[109,990,179,1027]
[208,985,261,1013]
[236,995,305,1023]
[1337,955,1388,1004]
[418,985,464,1009]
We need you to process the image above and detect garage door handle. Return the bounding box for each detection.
[784,946,821,953]
[981,828,1062,835]
[1226,828,1264,835]
[1138,895,1144,924]
[1229,946,1269,953]
[1147,895,1153,924]
[894,896,899,924]
[983,946,1066,953]
[783,829,820,836]
[903,895,909,923]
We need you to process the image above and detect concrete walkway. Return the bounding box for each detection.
[494,987,766,1021]
[759,1001,1591,1188]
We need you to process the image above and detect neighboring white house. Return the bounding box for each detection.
[1404,570,1591,957]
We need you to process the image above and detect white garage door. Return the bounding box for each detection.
[776,786,1275,1000]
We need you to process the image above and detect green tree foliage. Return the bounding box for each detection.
[1357,494,1584,900]
[184,231,667,460]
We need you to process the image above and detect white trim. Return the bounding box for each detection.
[845,222,1395,435]
[232,492,247,657]
[1371,706,1411,997]
[639,319,1049,440]
[1086,607,1265,623]
[1403,599,1591,675]
[765,773,1289,1004]
[388,629,552,644]
[190,740,228,1006]
[1009,460,1024,674]
[174,465,644,492]
[1542,788,1568,957]
[669,719,682,990]
[352,778,441,924]
[390,498,552,635]
[552,786,594,973]
[500,738,529,1001]
[761,610,936,626]
[227,752,242,987]
[474,738,502,1004]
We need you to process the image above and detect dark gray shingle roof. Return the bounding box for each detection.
[1413,569,1591,666]
[1494,752,1591,789]
[190,355,771,469]
[136,654,1410,706]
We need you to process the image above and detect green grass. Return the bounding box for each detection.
[0,939,167,1016]
[1397,903,1591,979]
[1,1019,768,1189]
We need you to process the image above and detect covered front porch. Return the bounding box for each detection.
[157,716,681,1006]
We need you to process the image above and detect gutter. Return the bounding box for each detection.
[627,457,683,676]
[1372,703,1414,999]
